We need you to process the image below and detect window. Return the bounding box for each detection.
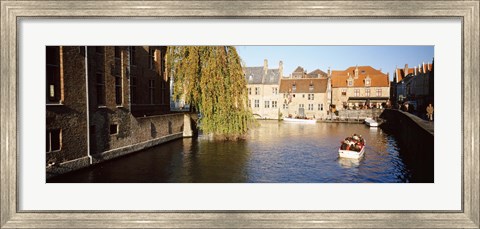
[308,94,314,100]
[341,89,347,96]
[95,46,104,54]
[149,80,155,104]
[365,88,370,97]
[46,129,61,152]
[248,100,251,107]
[319,104,324,111]
[130,76,137,104]
[365,78,371,86]
[348,79,353,86]
[96,73,105,106]
[272,87,278,94]
[255,87,260,95]
[354,89,360,97]
[46,46,60,103]
[110,124,118,135]
[299,104,304,108]
[129,47,136,66]
[264,101,270,108]
[283,104,288,109]
[254,100,259,108]
[114,47,121,59]
[272,101,277,108]
[115,75,122,105]
[308,104,314,110]
[148,48,155,69]
[376,88,382,96]
[160,79,166,105]
[248,88,251,95]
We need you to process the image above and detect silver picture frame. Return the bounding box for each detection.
[1,1,479,228]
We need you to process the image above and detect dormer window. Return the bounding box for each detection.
[249,74,253,81]
[292,82,296,92]
[361,70,366,74]
[309,81,314,91]
[347,79,353,86]
[365,78,371,86]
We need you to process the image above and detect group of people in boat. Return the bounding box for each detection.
[340,134,365,152]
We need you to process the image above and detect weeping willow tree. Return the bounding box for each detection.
[166,46,254,140]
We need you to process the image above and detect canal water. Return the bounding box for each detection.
[48,121,414,183]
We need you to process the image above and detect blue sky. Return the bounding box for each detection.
[236,46,434,80]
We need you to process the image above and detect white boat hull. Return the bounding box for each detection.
[364,118,379,127]
[283,117,317,124]
[338,146,365,159]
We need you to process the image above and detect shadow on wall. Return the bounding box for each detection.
[150,122,157,138]
[380,109,434,183]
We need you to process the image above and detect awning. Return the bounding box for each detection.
[347,97,389,103]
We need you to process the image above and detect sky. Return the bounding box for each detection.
[236,46,434,80]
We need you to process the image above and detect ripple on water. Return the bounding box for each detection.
[48,121,416,183]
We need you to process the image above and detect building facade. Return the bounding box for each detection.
[245,59,282,119]
[331,66,390,110]
[392,60,434,111]
[279,77,329,119]
[46,46,187,178]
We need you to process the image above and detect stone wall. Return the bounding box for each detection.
[380,109,434,182]
[326,109,383,121]
[47,112,187,178]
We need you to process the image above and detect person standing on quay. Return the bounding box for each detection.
[426,103,434,121]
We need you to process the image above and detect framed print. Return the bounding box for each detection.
[1,0,479,228]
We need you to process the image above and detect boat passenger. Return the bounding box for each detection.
[352,134,360,141]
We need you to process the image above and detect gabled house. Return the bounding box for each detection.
[245,59,283,119]
[331,65,390,109]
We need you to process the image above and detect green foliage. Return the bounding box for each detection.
[167,46,254,140]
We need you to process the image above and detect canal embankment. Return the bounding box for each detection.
[46,112,195,179]
[321,109,383,123]
[380,109,434,182]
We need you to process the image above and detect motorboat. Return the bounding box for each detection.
[283,117,317,124]
[338,139,366,159]
[338,145,365,159]
[364,118,379,127]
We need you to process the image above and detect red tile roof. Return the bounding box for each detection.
[395,63,433,83]
[331,66,389,88]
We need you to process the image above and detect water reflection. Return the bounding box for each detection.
[337,157,361,168]
[49,120,414,183]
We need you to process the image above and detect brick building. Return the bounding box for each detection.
[46,46,188,178]
[392,60,434,111]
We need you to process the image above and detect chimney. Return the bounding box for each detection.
[414,66,417,75]
[404,64,408,76]
[354,65,359,79]
[263,59,268,75]
[328,67,331,76]
[418,64,422,73]
[422,61,426,73]
[279,61,283,78]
